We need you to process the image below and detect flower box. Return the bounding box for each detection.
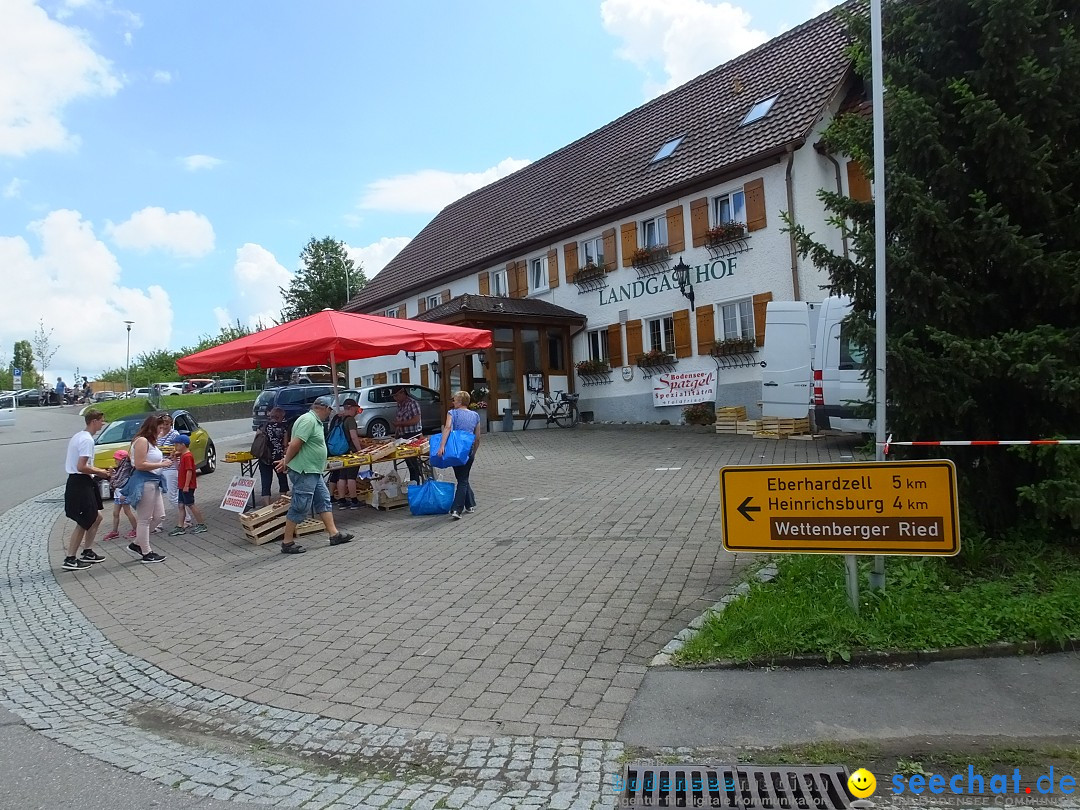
[711,337,756,356]
[630,245,670,267]
[706,222,747,245]
[636,350,676,368]
[576,359,611,375]
[574,262,606,282]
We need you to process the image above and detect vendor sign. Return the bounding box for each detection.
[220,475,256,513]
[652,370,716,407]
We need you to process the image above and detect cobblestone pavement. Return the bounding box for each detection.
[3,426,860,807]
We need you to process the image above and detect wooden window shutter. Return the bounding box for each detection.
[563,241,578,283]
[516,260,528,298]
[374,372,388,384]
[744,178,767,232]
[602,228,617,272]
[478,272,490,296]
[441,288,452,304]
[847,160,872,202]
[673,309,692,359]
[398,306,408,319]
[690,197,709,247]
[620,222,638,267]
[607,324,623,368]
[417,297,427,314]
[666,205,685,253]
[507,261,523,298]
[401,367,410,383]
[752,291,773,346]
[696,303,715,355]
[420,365,429,387]
[547,249,559,289]
[625,319,643,362]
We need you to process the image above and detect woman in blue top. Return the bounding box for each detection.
[437,391,482,520]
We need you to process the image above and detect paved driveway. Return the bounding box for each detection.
[57,426,860,741]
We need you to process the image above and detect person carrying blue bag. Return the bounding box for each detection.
[436,390,482,520]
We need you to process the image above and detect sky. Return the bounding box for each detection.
[0,0,833,386]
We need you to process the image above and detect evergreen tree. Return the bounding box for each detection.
[280,237,366,321]
[791,0,1080,533]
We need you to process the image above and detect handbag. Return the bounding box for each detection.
[250,428,271,462]
[407,479,455,515]
[429,412,476,467]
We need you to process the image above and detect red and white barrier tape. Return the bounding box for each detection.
[883,435,1080,455]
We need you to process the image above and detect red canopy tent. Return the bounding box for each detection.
[177,309,491,379]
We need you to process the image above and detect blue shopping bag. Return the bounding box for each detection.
[428,430,475,468]
[407,480,455,516]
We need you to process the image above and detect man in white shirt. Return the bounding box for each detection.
[63,409,110,571]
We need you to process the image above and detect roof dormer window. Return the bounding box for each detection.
[741,94,779,126]
[651,136,684,163]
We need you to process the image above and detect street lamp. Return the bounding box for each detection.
[124,320,134,394]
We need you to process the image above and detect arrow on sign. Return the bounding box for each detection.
[737,496,761,522]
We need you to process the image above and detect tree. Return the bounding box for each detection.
[279,237,366,321]
[12,340,36,385]
[31,320,58,386]
[790,0,1080,534]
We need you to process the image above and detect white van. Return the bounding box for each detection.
[760,295,872,433]
[0,393,15,428]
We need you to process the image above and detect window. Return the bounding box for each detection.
[547,332,565,370]
[361,375,375,388]
[719,298,754,340]
[389,370,403,385]
[426,294,441,310]
[587,328,609,362]
[651,136,683,163]
[491,269,508,297]
[647,315,675,353]
[641,216,668,249]
[529,256,548,293]
[838,324,868,370]
[713,190,746,225]
[741,94,778,126]
[384,307,399,318]
[581,237,604,267]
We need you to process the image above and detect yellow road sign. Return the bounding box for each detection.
[719,460,960,555]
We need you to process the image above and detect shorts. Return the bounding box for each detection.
[178,489,196,506]
[114,491,130,506]
[286,470,331,523]
[65,474,103,530]
[328,467,356,484]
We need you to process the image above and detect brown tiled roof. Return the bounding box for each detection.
[347,5,853,312]
[416,294,586,323]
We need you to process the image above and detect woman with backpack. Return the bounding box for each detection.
[256,407,290,507]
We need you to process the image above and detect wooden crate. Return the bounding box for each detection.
[238,497,290,545]
[736,419,762,435]
[715,406,748,421]
[367,489,409,511]
[756,416,811,438]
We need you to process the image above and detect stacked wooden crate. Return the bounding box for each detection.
[756,416,812,438]
[238,497,323,545]
[714,406,748,434]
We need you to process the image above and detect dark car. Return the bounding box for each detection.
[252,385,359,431]
[198,378,244,393]
[15,389,60,407]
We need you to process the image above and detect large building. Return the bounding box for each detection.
[343,5,869,428]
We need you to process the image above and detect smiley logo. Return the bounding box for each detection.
[847,768,877,798]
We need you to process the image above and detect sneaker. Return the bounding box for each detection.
[126,542,144,559]
[80,549,106,564]
[329,532,353,546]
[464,507,475,514]
[280,542,306,554]
[62,556,92,571]
[167,526,187,537]
[191,524,208,534]
[450,511,461,520]
[125,529,138,539]
[151,526,163,535]
[141,552,166,564]
[102,530,120,541]
[348,499,361,510]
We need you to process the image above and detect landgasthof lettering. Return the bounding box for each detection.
[768,475,873,491]
[599,257,736,306]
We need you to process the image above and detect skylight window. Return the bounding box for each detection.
[651,136,684,163]
[741,94,779,126]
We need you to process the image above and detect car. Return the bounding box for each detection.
[153,382,184,396]
[198,378,244,393]
[350,384,442,438]
[93,408,217,480]
[15,389,57,407]
[0,392,15,428]
[94,390,118,402]
[251,384,359,431]
[182,378,215,394]
[289,365,347,385]
[128,387,151,398]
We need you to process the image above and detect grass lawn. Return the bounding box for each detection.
[94,391,255,421]
[675,533,1080,665]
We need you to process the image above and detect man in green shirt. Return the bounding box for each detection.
[274,396,353,554]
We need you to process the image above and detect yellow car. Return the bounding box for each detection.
[93,409,217,474]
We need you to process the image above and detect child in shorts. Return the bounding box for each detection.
[167,435,208,535]
[102,449,138,541]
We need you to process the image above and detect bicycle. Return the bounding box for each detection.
[522,390,580,429]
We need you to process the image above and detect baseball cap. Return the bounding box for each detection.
[174,434,190,445]
[313,395,335,409]
[113,449,129,461]
[342,398,358,408]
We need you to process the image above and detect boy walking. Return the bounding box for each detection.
[168,435,207,535]
[62,409,110,570]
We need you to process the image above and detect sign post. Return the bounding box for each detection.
[13,368,21,389]
[220,475,257,513]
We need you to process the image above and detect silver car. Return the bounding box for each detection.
[351,385,443,438]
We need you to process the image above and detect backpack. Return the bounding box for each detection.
[326,417,350,456]
[251,428,271,462]
[111,455,134,491]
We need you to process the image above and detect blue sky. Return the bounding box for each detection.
[0,0,831,385]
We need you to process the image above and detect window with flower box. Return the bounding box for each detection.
[713,190,746,227]
[647,314,675,354]
[641,216,668,249]
[581,237,604,269]
[719,298,754,341]
[587,329,609,363]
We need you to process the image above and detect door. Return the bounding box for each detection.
[0,395,14,427]
[760,302,813,418]
[820,305,872,433]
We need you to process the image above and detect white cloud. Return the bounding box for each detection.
[600,0,768,96]
[181,154,223,171]
[3,178,23,198]
[0,0,123,156]
[0,209,172,381]
[152,69,172,83]
[212,243,291,331]
[106,206,215,258]
[346,236,411,280]
[359,157,531,214]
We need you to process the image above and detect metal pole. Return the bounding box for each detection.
[124,320,134,395]
[845,555,860,613]
[870,0,888,591]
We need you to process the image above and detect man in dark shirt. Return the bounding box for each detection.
[334,398,366,509]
